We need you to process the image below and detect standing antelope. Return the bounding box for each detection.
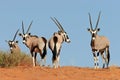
[6,29,20,54]
[87,12,110,69]
[19,21,47,67]
[49,17,70,68]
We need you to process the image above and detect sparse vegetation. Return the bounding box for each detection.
[0,51,32,67]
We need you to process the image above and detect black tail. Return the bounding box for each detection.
[107,47,110,67]
[41,37,47,59]
[52,37,58,61]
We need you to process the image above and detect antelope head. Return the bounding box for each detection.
[51,17,71,43]
[6,29,19,51]
[87,12,101,40]
[19,21,33,44]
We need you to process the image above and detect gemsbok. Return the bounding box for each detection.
[19,21,47,67]
[49,17,70,68]
[87,12,110,69]
[6,29,20,54]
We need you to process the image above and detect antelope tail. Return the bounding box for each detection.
[52,36,58,60]
[41,37,47,59]
[107,46,110,66]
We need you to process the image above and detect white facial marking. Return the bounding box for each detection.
[67,39,70,42]
[92,31,96,34]
[92,37,95,40]
[10,47,13,50]
[12,42,14,44]
[67,39,70,43]
[25,34,28,37]
[23,40,26,43]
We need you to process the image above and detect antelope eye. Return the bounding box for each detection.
[87,28,91,31]
[97,28,100,31]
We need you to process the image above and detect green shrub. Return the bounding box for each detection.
[0,51,32,68]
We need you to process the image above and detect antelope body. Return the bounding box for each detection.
[49,17,70,68]
[6,29,20,54]
[87,12,110,69]
[19,21,47,67]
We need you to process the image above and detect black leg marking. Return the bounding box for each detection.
[97,52,99,67]
[103,64,105,68]
[35,53,37,66]
[93,51,97,68]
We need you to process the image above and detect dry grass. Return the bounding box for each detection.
[0,51,32,67]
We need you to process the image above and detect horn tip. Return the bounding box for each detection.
[50,17,53,19]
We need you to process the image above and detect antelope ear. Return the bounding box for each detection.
[97,28,100,31]
[28,33,31,35]
[87,28,91,31]
[16,41,18,43]
[19,33,22,36]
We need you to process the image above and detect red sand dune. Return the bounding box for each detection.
[0,66,120,80]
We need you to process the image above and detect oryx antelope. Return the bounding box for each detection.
[6,29,20,54]
[19,21,47,67]
[49,17,70,68]
[87,12,110,69]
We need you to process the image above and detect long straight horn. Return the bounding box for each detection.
[95,12,101,30]
[54,17,65,32]
[13,29,19,41]
[22,21,25,34]
[51,17,62,31]
[26,21,33,34]
[88,13,93,30]
[51,17,65,32]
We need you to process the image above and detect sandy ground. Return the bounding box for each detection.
[0,66,120,80]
